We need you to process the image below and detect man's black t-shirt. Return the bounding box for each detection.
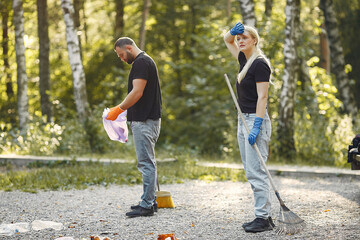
[127,52,162,121]
[236,51,270,113]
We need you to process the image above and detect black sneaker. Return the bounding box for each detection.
[131,202,158,212]
[244,218,273,232]
[125,206,154,218]
[242,218,256,229]
[268,217,275,228]
[242,217,275,229]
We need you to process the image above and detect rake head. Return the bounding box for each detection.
[275,204,306,235]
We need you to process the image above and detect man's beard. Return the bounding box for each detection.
[126,51,135,64]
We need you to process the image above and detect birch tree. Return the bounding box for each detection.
[37,0,52,122]
[319,0,358,120]
[278,0,300,159]
[61,0,89,121]
[13,0,29,135]
[73,0,86,54]
[139,0,151,50]
[237,0,256,27]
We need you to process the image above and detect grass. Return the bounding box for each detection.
[0,158,247,193]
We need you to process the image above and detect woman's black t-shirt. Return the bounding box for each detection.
[127,52,162,121]
[236,51,270,113]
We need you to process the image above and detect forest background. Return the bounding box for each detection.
[0,0,359,167]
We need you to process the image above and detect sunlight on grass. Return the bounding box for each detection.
[0,159,246,193]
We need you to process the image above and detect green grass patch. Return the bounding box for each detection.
[0,159,246,193]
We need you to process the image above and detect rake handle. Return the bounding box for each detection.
[224,73,285,206]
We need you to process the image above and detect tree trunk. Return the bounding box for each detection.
[278,0,300,160]
[73,0,85,56]
[139,0,151,50]
[265,0,273,19]
[299,58,318,117]
[319,23,330,72]
[237,0,256,27]
[2,4,13,101]
[37,0,52,122]
[13,0,29,135]
[319,0,358,119]
[114,0,124,38]
[227,0,231,20]
[61,0,89,121]
[114,0,125,101]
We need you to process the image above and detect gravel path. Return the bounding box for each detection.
[1,175,360,240]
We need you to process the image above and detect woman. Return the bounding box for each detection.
[224,22,274,233]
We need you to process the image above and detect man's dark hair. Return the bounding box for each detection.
[114,37,135,50]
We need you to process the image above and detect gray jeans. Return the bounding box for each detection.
[237,112,272,219]
[131,119,161,209]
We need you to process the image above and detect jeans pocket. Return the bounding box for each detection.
[260,119,271,142]
[152,120,161,140]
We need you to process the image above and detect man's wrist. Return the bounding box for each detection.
[118,105,125,111]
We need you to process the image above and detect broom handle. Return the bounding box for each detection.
[224,74,285,205]
[156,169,160,191]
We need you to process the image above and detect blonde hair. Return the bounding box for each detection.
[237,26,272,83]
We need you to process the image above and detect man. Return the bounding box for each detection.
[107,37,162,217]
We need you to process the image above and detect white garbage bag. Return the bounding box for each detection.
[0,222,30,236]
[102,108,128,143]
[32,220,63,231]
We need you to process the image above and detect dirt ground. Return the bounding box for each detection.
[1,175,360,239]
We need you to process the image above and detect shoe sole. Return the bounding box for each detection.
[242,224,274,229]
[130,206,158,212]
[243,219,275,229]
[126,212,154,218]
[244,227,273,233]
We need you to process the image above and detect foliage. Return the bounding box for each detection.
[0,0,359,167]
[0,158,246,193]
[0,118,63,155]
[333,0,360,106]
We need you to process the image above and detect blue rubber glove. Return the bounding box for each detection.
[230,22,245,35]
[248,117,263,145]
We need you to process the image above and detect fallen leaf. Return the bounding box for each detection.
[324,209,331,212]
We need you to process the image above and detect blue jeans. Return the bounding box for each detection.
[237,112,272,219]
[131,119,161,209]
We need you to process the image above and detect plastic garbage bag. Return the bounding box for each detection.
[0,222,30,236]
[32,220,63,231]
[102,108,128,143]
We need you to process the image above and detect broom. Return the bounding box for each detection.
[224,74,305,235]
[156,173,175,208]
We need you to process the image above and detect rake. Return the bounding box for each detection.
[224,73,305,235]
